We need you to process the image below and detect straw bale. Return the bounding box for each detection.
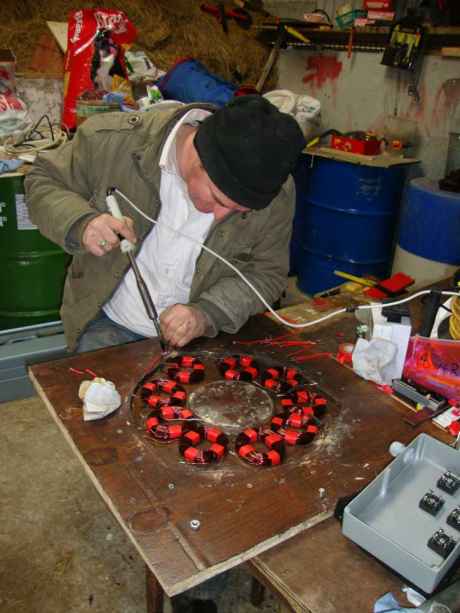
[0,0,277,90]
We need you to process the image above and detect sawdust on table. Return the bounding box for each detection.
[304,408,354,460]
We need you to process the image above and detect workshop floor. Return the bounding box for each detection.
[1,395,283,613]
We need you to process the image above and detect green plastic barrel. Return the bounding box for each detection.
[0,171,70,330]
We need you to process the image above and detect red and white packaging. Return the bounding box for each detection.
[0,94,25,113]
[62,9,137,131]
[0,49,16,96]
[0,94,29,138]
[363,0,393,10]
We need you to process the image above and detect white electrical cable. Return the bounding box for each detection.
[114,188,460,330]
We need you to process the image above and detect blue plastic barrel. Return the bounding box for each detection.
[289,157,310,276]
[291,155,406,294]
[398,178,460,265]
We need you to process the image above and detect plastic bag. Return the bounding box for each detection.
[403,335,460,401]
[263,89,321,138]
[352,337,397,385]
[125,51,165,83]
[0,93,30,141]
[62,9,137,131]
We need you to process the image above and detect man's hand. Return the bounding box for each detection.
[160,305,208,348]
[82,213,137,256]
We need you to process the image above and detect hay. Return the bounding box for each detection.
[0,0,277,90]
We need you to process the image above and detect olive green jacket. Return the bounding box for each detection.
[25,103,295,351]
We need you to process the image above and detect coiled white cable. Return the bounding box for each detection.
[114,188,460,329]
[3,114,67,157]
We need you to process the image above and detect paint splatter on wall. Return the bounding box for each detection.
[303,55,343,89]
[432,79,460,127]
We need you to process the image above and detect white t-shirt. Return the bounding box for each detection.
[103,109,213,337]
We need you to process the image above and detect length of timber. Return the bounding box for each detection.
[28,317,423,596]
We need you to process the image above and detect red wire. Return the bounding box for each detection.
[294,352,332,362]
[69,367,85,376]
[68,367,98,378]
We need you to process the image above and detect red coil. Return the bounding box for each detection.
[174,368,205,385]
[145,409,187,442]
[219,355,259,380]
[235,427,285,466]
[142,379,187,408]
[179,423,229,464]
[270,411,320,446]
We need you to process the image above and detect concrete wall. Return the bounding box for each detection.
[277,48,460,179]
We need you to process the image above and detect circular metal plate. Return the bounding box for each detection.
[188,380,274,435]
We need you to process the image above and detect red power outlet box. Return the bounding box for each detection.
[363,0,393,10]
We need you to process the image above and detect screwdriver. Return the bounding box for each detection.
[105,188,167,353]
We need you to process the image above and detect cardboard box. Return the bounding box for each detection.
[0,49,16,95]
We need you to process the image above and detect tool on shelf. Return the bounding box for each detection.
[105,188,167,353]
[284,25,312,45]
[200,3,252,30]
[381,15,426,102]
[255,22,287,92]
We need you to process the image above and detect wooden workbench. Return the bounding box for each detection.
[28,312,452,612]
[250,516,412,613]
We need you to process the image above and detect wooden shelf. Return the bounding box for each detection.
[255,24,460,53]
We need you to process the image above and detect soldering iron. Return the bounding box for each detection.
[105,188,167,353]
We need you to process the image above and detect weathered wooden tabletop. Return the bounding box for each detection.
[29,312,451,603]
[250,290,453,613]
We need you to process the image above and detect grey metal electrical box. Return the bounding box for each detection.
[343,434,460,593]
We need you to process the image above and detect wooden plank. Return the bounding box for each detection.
[47,21,68,54]
[307,146,419,168]
[442,47,460,58]
[268,291,369,328]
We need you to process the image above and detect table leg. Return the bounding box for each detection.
[247,562,297,612]
[250,576,266,606]
[146,565,164,613]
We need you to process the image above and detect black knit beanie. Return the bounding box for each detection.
[194,95,306,210]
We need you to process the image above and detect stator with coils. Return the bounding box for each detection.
[130,351,328,467]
